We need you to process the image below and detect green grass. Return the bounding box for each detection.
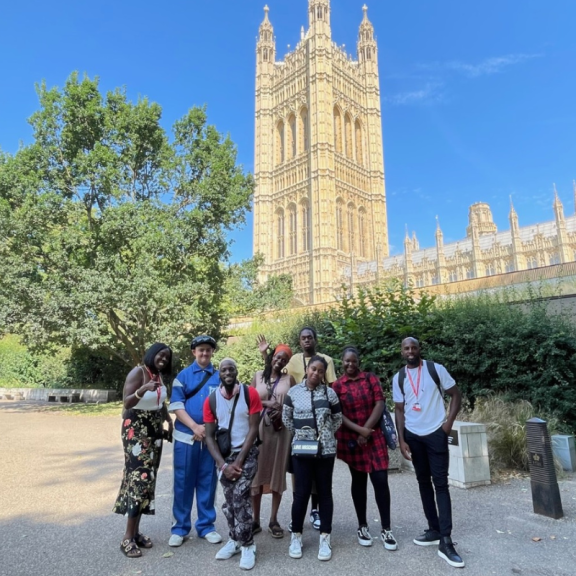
[40,401,123,416]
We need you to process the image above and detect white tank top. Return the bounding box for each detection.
[133,367,167,411]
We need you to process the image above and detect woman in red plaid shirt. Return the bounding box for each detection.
[333,346,398,552]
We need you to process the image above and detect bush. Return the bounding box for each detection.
[0,335,70,388]
[462,396,566,471]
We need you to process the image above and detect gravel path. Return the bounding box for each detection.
[1,400,575,576]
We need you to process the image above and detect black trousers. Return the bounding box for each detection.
[349,466,391,530]
[291,455,335,534]
[405,426,453,537]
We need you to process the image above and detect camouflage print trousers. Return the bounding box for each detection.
[220,446,259,546]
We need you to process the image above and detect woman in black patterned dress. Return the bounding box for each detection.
[113,343,173,558]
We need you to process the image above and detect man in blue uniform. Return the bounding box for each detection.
[169,335,222,547]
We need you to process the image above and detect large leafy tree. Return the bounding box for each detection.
[0,73,253,365]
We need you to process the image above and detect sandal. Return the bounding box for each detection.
[120,538,142,558]
[252,521,262,535]
[268,521,284,539]
[135,533,153,549]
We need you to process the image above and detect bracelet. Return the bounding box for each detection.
[134,389,142,400]
[220,463,228,472]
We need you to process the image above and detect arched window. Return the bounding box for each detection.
[301,200,310,252]
[336,199,344,250]
[358,208,366,257]
[549,253,561,265]
[347,203,356,253]
[344,113,353,159]
[355,120,364,166]
[527,256,538,269]
[449,269,458,283]
[505,261,515,273]
[263,48,268,62]
[299,108,309,153]
[288,204,297,255]
[466,268,475,279]
[317,6,323,19]
[366,47,372,60]
[485,263,496,276]
[333,107,342,154]
[276,121,285,165]
[288,115,296,160]
[276,209,285,259]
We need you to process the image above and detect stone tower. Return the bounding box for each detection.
[253,1,389,304]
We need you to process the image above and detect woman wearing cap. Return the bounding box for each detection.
[250,344,295,538]
[114,342,173,558]
[168,335,222,548]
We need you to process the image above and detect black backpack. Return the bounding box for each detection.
[398,360,444,400]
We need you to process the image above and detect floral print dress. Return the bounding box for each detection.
[113,395,166,517]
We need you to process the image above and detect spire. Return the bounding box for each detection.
[553,183,565,222]
[358,3,376,64]
[435,215,443,239]
[509,195,517,217]
[257,5,275,65]
[553,183,562,207]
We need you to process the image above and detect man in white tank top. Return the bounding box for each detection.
[204,358,262,571]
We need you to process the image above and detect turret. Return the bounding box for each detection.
[435,216,446,283]
[357,5,377,69]
[553,184,571,263]
[308,0,331,38]
[509,197,522,271]
[403,226,413,287]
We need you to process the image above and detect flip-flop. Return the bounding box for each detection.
[120,538,142,558]
[135,533,153,549]
[268,522,284,539]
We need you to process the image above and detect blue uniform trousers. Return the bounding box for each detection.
[172,440,218,537]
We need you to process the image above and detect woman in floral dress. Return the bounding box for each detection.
[113,342,174,558]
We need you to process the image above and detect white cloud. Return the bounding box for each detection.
[385,82,443,106]
[442,53,542,78]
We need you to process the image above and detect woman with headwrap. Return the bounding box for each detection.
[113,342,174,558]
[250,343,295,538]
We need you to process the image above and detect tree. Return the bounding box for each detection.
[223,254,293,317]
[0,73,253,366]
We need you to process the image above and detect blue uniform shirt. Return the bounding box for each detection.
[169,361,220,444]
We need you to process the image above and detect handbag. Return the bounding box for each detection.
[215,393,240,458]
[292,385,329,458]
[380,406,398,450]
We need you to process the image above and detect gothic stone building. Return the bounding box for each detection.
[253,1,388,305]
[252,1,576,304]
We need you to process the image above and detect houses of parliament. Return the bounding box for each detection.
[252,1,576,306]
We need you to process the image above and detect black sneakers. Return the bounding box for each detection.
[438,536,465,568]
[413,529,441,546]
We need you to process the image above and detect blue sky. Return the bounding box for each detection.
[1,0,575,260]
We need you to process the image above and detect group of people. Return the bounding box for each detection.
[113,329,465,570]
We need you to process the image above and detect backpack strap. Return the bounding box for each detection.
[425,360,444,399]
[243,383,250,409]
[209,390,217,419]
[398,366,406,396]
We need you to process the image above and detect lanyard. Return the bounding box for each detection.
[406,364,422,400]
[145,367,163,406]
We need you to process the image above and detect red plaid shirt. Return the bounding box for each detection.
[333,371,388,472]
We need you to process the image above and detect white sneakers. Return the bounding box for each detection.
[289,532,303,559]
[239,544,257,570]
[204,531,223,544]
[318,533,332,561]
[357,525,373,547]
[290,532,332,561]
[216,539,255,570]
[168,534,184,547]
[170,531,222,547]
[215,539,242,560]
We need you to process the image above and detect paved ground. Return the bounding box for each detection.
[1,400,575,576]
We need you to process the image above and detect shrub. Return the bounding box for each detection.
[462,396,566,471]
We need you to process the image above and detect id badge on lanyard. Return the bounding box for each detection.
[407,365,422,412]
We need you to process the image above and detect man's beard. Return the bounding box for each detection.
[405,356,421,367]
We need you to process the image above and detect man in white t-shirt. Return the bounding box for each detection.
[393,337,465,569]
